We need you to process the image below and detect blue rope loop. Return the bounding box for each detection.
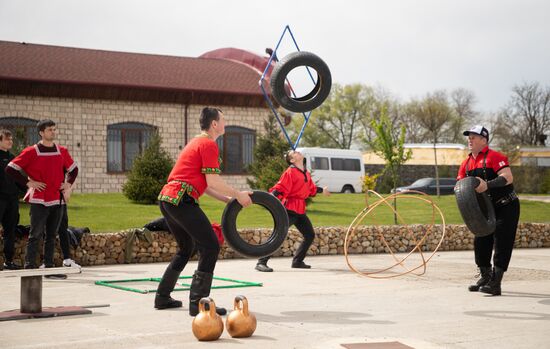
[259,25,318,150]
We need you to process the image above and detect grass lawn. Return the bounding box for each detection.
[16,193,550,233]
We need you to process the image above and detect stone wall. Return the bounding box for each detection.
[2,223,548,267]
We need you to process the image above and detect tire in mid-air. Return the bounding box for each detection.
[270,51,332,113]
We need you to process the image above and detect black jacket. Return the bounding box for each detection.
[0,149,22,199]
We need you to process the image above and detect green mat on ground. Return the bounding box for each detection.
[95,276,262,294]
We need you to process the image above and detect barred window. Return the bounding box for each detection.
[0,117,40,154]
[107,122,156,173]
[216,126,256,174]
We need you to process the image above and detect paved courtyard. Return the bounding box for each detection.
[1,248,549,349]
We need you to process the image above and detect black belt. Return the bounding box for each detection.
[494,192,518,207]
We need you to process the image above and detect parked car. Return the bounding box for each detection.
[392,177,457,195]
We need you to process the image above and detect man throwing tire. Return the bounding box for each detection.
[155,107,252,316]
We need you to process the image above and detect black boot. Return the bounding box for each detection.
[468,266,492,292]
[480,267,504,296]
[154,267,183,309]
[189,270,226,316]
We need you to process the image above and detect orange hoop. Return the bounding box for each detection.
[344,190,446,278]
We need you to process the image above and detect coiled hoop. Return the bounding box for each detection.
[344,190,446,278]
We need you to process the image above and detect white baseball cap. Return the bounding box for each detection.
[463,125,489,140]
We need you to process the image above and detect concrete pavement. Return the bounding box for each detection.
[1,249,549,349]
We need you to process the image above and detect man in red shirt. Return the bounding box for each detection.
[6,119,78,271]
[255,150,330,272]
[457,125,520,296]
[155,107,252,316]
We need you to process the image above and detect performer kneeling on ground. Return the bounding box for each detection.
[256,150,329,272]
[155,107,252,316]
[457,125,520,296]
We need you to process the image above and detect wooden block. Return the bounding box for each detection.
[0,267,81,278]
[0,306,92,322]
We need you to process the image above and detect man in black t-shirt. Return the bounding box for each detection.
[0,129,22,270]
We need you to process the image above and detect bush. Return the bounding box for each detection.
[362,172,380,192]
[512,165,544,194]
[247,113,289,191]
[437,165,453,178]
[540,169,550,194]
[375,174,394,194]
[122,132,174,204]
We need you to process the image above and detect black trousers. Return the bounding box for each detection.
[474,199,520,271]
[159,198,219,274]
[25,204,63,268]
[57,205,72,259]
[0,197,19,262]
[258,210,316,265]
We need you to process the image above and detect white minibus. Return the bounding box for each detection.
[296,147,365,193]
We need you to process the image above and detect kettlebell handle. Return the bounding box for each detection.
[199,297,217,317]
[233,295,249,316]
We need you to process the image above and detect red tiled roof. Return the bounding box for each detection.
[0,41,264,96]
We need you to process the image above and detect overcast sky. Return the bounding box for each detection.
[1,0,549,114]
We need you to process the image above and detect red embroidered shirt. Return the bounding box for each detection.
[269,166,318,214]
[8,144,77,206]
[158,136,220,205]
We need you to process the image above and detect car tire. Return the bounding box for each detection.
[221,191,289,258]
[270,51,332,113]
[341,185,355,193]
[454,177,496,237]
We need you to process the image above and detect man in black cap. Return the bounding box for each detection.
[456,125,520,296]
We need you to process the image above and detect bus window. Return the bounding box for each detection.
[331,158,360,171]
[311,157,329,170]
[344,159,361,171]
[331,158,344,170]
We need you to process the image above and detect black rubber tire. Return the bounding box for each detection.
[221,191,289,258]
[270,51,332,113]
[341,185,355,194]
[454,177,496,237]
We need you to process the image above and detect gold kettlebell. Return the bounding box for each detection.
[192,297,224,341]
[226,295,257,338]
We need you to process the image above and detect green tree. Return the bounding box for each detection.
[288,83,375,149]
[247,113,289,190]
[367,107,411,224]
[406,91,454,197]
[122,132,174,204]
